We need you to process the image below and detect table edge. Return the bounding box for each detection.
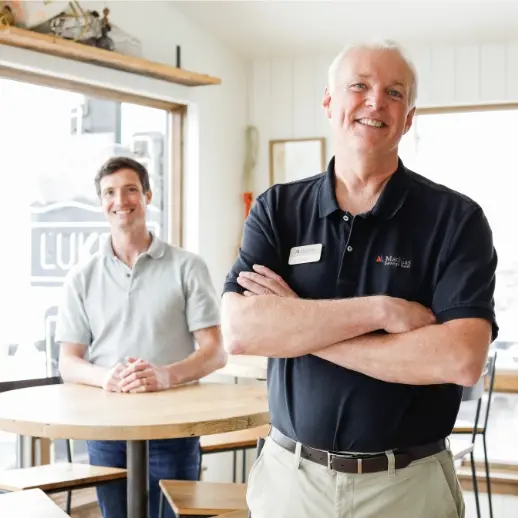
[0,411,271,441]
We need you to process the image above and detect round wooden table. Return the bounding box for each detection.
[0,382,269,518]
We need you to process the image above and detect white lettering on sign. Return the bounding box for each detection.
[39,231,105,272]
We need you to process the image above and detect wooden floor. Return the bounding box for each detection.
[50,488,100,518]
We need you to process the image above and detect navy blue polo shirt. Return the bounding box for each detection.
[223,157,498,453]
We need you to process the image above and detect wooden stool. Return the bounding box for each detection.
[0,462,126,493]
[200,424,270,482]
[158,480,247,517]
[0,488,69,517]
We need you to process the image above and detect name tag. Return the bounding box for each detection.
[288,244,322,265]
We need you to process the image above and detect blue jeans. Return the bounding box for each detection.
[87,437,200,518]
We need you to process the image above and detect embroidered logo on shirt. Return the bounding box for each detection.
[376,255,412,269]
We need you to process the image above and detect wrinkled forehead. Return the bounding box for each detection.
[338,48,413,89]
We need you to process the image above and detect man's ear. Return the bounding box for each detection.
[323,87,332,119]
[403,107,416,135]
[145,190,152,205]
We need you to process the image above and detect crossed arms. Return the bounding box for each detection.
[221,199,496,387]
[222,273,491,386]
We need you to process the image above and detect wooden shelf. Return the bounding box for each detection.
[0,25,221,87]
[495,370,518,393]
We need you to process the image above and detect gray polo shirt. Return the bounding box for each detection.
[55,234,221,368]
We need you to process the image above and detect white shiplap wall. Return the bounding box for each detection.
[247,42,518,196]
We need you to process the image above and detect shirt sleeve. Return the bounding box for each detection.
[54,272,92,346]
[185,255,221,332]
[223,195,282,295]
[432,205,498,340]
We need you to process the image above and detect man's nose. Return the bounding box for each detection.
[365,87,385,109]
[114,191,126,205]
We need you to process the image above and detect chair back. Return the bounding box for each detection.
[461,375,484,402]
[0,376,71,464]
[482,350,497,431]
[0,376,62,394]
[460,350,497,440]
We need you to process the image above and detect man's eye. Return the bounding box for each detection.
[388,89,403,98]
[351,83,366,90]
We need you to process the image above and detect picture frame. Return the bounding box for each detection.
[269,137,326,186]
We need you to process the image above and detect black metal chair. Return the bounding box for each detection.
[452,351,497,518]
[0,376,126,514]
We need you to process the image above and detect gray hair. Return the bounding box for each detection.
[327,40,418,108]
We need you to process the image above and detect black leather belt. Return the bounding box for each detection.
[270,427,446,474]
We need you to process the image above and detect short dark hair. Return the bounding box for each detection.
[95,156,151,197]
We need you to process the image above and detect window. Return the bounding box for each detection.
[400,108,518,465]
[0,72,183,468]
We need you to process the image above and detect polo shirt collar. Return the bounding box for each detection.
[318,156,410,220]
[318,157,340,218]
[146,232,166,259]
[102,231,166,259]
[370,158,410,220]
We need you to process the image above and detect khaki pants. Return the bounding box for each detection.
[247,437,465,518]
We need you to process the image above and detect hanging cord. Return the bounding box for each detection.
[243,125,258,193]
[235,126,259,257]
[242,125,258,217]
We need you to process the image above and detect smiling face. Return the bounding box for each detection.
[323,47,415,158]
[99,168,152,232]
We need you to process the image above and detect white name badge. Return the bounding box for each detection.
[288,244,323,265]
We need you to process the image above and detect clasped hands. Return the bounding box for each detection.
[102,357,171,393]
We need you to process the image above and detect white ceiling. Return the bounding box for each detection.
[171,0,518,58]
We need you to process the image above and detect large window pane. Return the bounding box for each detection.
[400,109,518,464]
[400,110,518,359]
[0,77,172,465]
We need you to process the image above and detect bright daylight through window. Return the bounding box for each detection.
[400,109,518,465]
[0,77,171,468]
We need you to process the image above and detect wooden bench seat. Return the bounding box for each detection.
[0,488,69,517]
[0,462,126,492]
[217,511,249,518]
[200,424,270,453]
[452,419,484,435]
[457,466,518,495]
[159,480,247,516]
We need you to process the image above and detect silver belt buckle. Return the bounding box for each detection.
[357,458,363,474]
[327,451,332,469]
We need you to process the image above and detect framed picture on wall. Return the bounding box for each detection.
[269,137,326,185]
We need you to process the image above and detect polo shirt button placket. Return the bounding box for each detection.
[345,216,354,254]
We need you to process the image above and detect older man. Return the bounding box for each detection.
[222,41,498,518]
[56,156,226,518]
